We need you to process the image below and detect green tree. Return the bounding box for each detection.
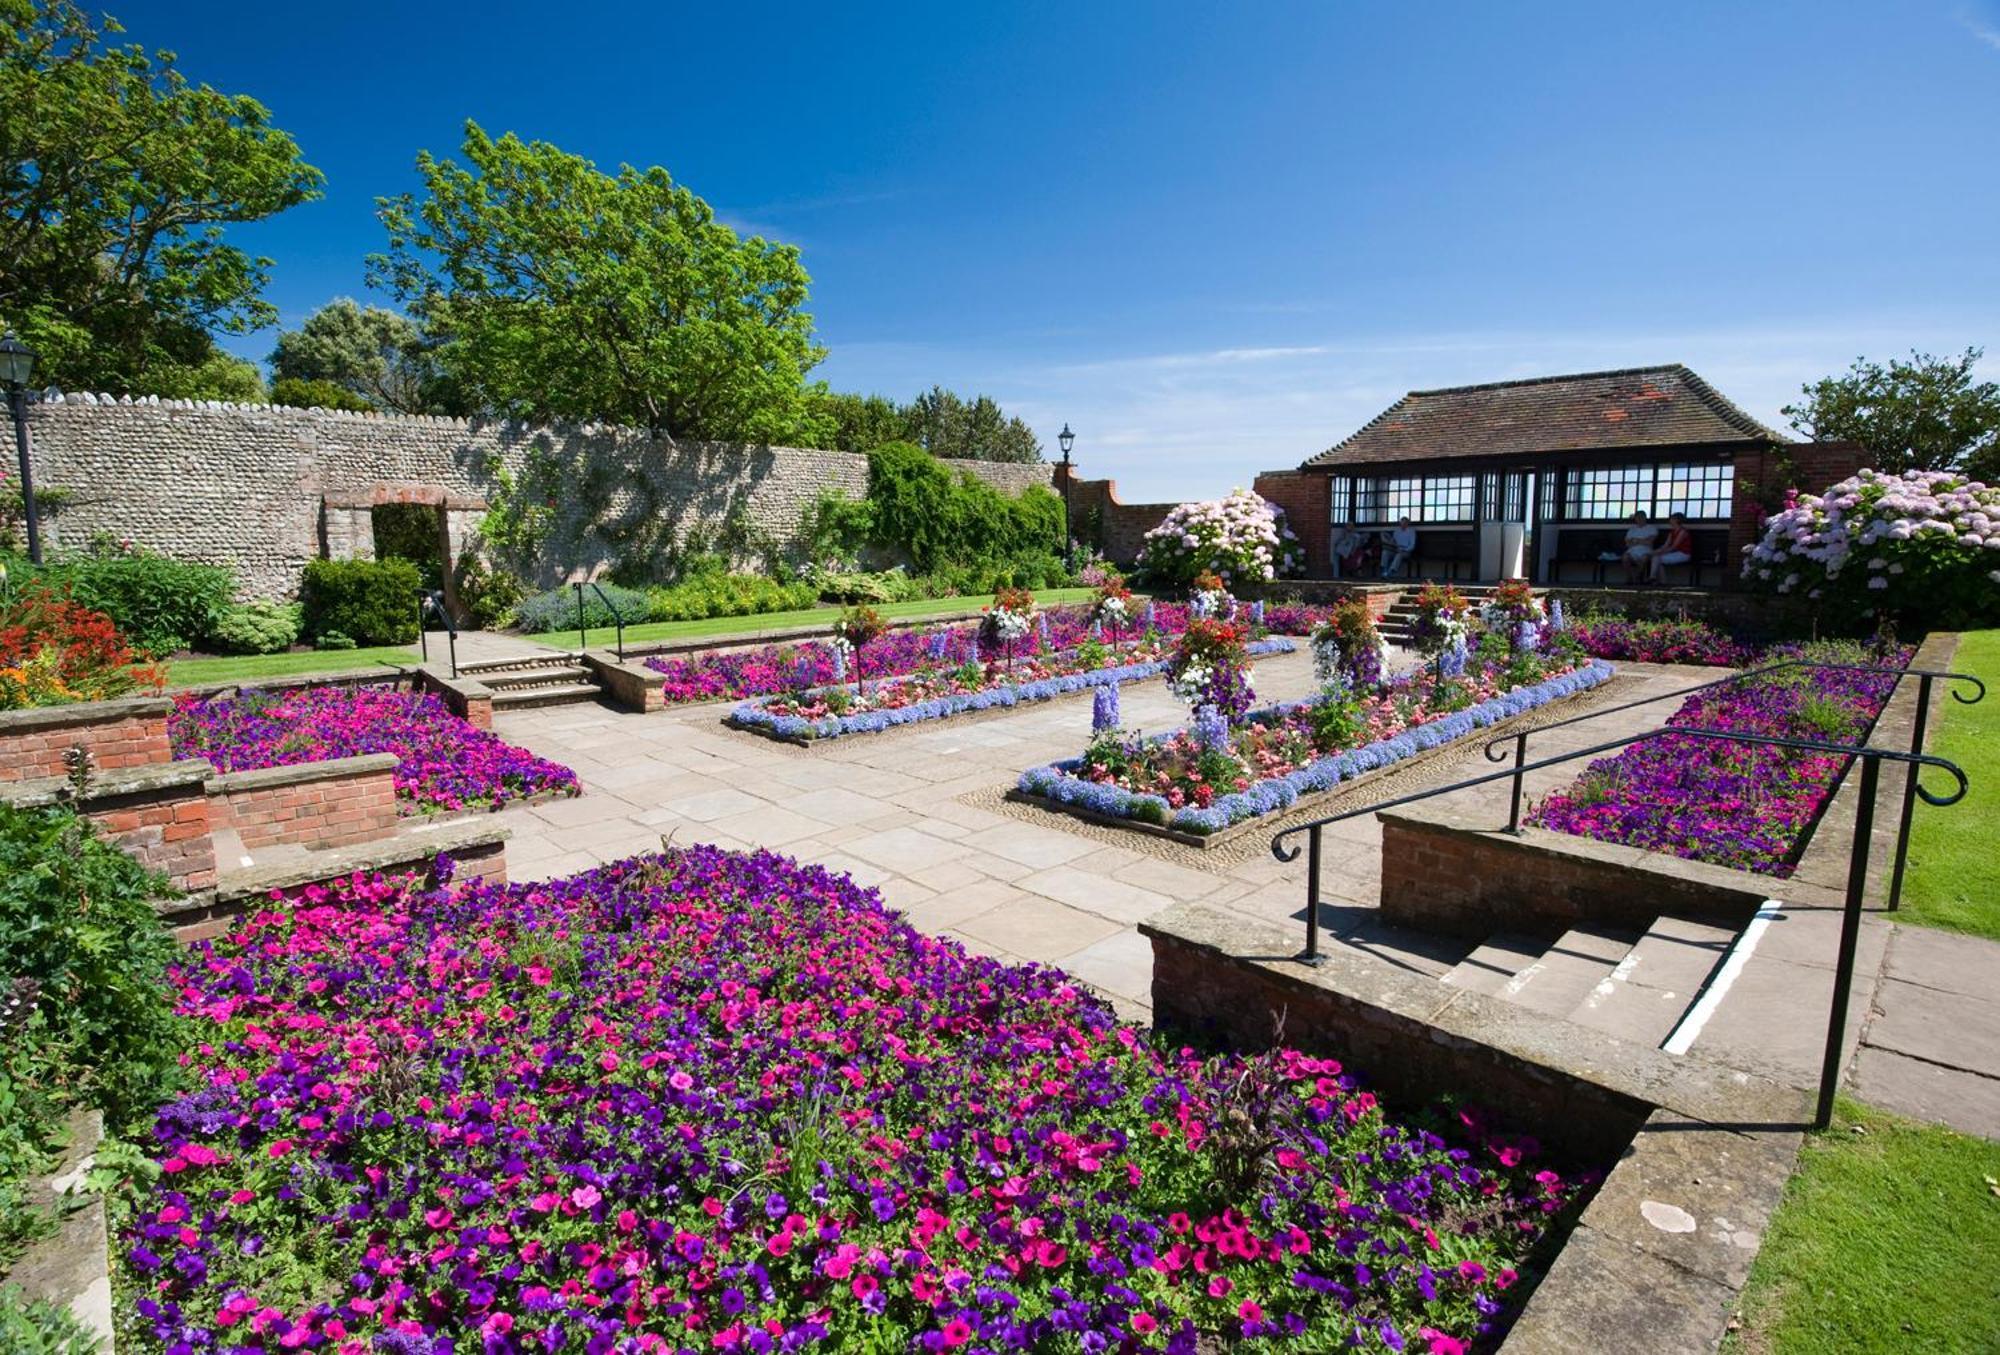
[0,0,322,393]
[809,390,905,452]
[269,298,441,412]
[901,385,1042,463]
[270,375,372,411]
[1784,347,2000,479]
[370,122,829,443]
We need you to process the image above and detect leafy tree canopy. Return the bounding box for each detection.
[270,374,372,412]
[369,122,829,443]
[1784,347,2000,481]
[269,298,448,412]
[0,0,322,393]
[810,385,1043,461]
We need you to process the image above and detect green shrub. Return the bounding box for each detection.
[864,442,1064,574]
[207,600,302,655]
[0,1288,100,1353]
[514,583,650,635]
[644,573,817,623]
[270,375,373,412]
[298,558,421,646]
[452,552,528,630]
[24,550,235,655]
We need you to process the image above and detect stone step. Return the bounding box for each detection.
[478,664,593,690]
[1498,926,1641,1018]
[1440,932,1547,995]
[1567,915,1739,1047]
[490,682,603,709]
[458,651,584,675]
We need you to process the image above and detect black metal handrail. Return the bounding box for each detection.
[1268,726,1967,1130]
[572,581,636,660]
[417,589,458,678]
[1480,657,1984,910]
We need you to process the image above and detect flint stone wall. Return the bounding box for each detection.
[25,396,1053,599]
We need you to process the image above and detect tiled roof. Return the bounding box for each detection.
[1304,364,1787,468]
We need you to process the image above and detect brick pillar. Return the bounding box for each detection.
[1253,470,1332,578]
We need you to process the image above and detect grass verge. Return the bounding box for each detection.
[164,645,420,687]
[523,587,1105,651]
[1726,1097,2000,1354]
[1899,628,2000,940]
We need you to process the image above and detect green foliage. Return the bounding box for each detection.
[268,298,442,413]
[1784,347,2000,479]
[644,573,815,623]
[900,385,1042,463]
[807,391,906,454]
[207,599,300,655]
[863,442,1064,574]
[23,549,235,655]
[298,558,420,646]
[798,490,876,566]
[0,801,187,1127]
[0,1287,99,1353]
[370,122,828,442]
[514,583,649,635]
[0,0,322,394]
[145,350,265,401]
[370,504,443,591]
[269,376,372,412]
[451,551,526,630]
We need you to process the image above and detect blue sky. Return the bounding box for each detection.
[117,0,2000,501]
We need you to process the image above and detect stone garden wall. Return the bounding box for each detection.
[25,396,1054,598]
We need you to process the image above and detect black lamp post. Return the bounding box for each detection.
[1057,422,1076,572]
[0,333,40,564]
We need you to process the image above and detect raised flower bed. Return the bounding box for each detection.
[127,845,1585,1353]
[1530,641,1909,875]
[727,636,1297,743]
[168,684,580,814]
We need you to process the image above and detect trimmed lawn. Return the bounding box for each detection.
[523,586,1105,651]
[1726,1098,2000,1354]
[164,645,419,687]
[1899,629,2000,940]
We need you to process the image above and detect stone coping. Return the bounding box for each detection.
[0,757,215,808]
[0,694,172,731]
[0,1108,113,1347]
[1013,672,1623,850]
[167,664,421,697]
[204,752,400,794]
[196,817,511,909]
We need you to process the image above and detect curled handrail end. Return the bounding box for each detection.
[1482,741,1512,763]
[1913,755,1971,808]
[1270,835,1303,864]
[1948,672,1987,705]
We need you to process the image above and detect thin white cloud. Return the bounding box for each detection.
[1961,6,2000,49]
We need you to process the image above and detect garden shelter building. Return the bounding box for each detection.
[1276,364,1858,587]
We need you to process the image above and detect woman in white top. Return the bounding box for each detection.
[1621,510,1658,584]
[1380,517,1418,578]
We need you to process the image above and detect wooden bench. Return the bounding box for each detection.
[1656,529,1732,587]
[1551,526,1731,586]
[1412,531,1477,581]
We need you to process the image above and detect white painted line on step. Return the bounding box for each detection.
[1582,949,1643,1010]
[1661,899,1783,1055]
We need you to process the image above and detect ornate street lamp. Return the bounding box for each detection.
[1057,422,1077,573]
[0,332,41,564]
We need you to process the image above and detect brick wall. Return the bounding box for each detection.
[0,762,218,893]
[0,698,173,784]
[1377,804,1789,941]
[207,754,401,852]
[1251,470,1332,577]
[1727,440,1869,583]
[1056,468,1179,566]
[27,398,1054,598]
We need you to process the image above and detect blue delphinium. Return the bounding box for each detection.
[1192,704,1230,753]
[1251,599,1266,626]
[1549,598,1567,632]
[1438,636,1468,680]
[927,631,950,661]
[1037,614,1052,647]
[1515,619,1540,652]
[1092,682,1121,734]
[830,645,848,681]
[1139,601,1156,631]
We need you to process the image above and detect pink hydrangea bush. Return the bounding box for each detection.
[126,847,1586,1353]
[169,685,580,814]
[1140,489,1307,588]
[1743,468,2000,627]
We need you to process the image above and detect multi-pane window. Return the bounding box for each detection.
[1560,461,1733,521]
[1341,473,1478,524]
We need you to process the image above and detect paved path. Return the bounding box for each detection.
[422,628,556,665]
[488,650,1722,1023]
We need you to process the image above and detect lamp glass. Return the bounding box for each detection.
[0,333,33,388]
[1058,423,1075,455]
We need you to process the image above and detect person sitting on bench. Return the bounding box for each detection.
[1330,523,1370,577]
[1621,510,1658,585]
[1648,511,1695,584]
[1380,517,1418,578]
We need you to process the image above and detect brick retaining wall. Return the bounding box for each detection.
[207,753,401,851]
[0,697,173,783]
[0,761,218,892]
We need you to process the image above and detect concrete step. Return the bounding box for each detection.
[459,651,584,675]
[1567,915,1738,1047]
[479,664,593,690]
[1440,932,1547,995]
[1499,926,1641,1018]
[491,682,603,709]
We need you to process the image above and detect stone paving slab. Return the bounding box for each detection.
[1848,1044,2000,1139]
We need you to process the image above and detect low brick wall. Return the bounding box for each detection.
[207,753,401,851]
[163,818,510,944]
[416,664,494,729]
[0,761,218,892]
[1375,802,1802,941]
[0,696,174,783]
[581,650,665,712]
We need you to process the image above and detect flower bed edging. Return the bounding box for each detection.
[724,637,1297,744]
[1013,661,1617,847]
